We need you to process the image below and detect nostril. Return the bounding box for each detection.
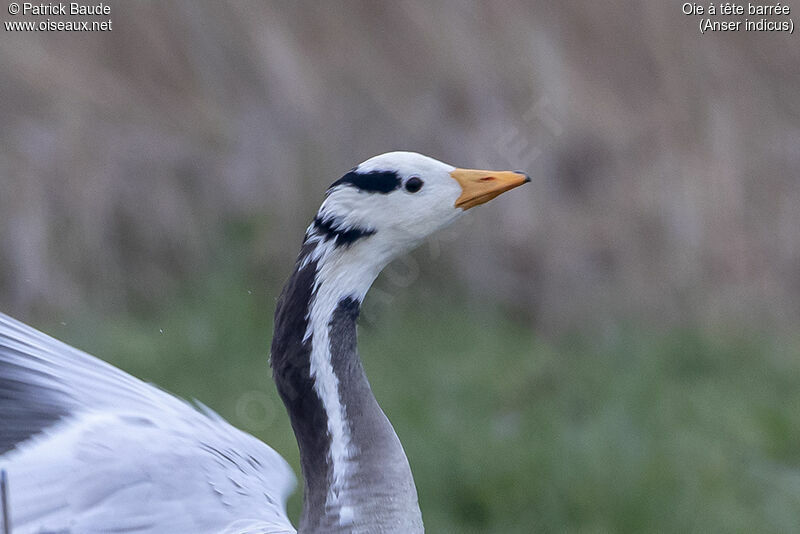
[480,176,496,182]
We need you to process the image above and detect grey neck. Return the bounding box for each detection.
[271,244,424,533]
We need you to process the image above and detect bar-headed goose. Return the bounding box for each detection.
[0,152,529,533]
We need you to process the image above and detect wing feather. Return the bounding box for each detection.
[0,312,296,534]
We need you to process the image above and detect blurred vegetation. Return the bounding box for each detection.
[45,259,800,533]
[2,1,799,333]
[2,1,800,531]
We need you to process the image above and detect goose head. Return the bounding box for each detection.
[306,151,530,277]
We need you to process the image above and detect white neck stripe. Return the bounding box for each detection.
[302,235,378,526]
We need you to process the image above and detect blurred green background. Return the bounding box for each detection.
[2,2,799,532]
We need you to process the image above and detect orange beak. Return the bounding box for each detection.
[450,169,531,210]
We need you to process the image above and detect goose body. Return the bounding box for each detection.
[0,152,529,533]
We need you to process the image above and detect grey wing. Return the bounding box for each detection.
[0,312,296,534]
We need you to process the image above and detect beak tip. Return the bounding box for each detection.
[515,171,531,183]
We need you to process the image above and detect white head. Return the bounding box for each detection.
[309,151,529,266]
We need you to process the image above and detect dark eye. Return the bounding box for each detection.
[405,177,423,193]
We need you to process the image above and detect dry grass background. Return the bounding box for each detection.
[2,1,798,334]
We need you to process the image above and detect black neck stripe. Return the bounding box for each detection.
[329,170,401,194]
[270,258,332,516]
[313,216,375,248]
